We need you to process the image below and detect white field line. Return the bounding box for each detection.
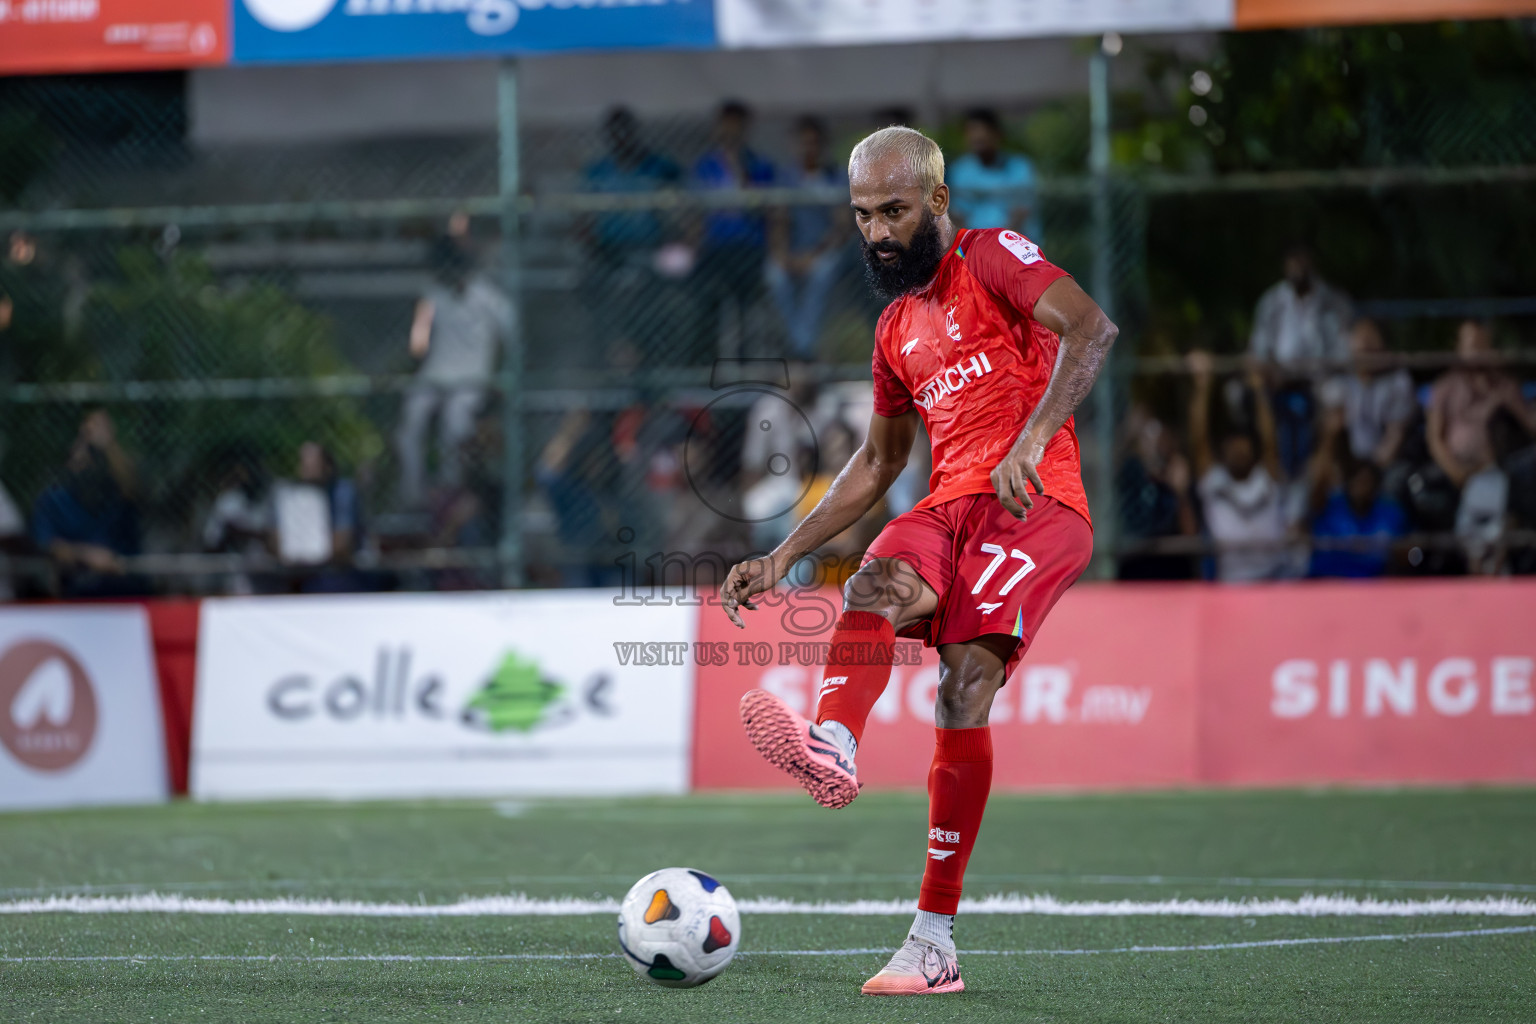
[6,873,1533,897]
[2,925,1533,963]
[3,892,1536,917]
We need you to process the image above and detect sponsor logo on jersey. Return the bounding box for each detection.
[915,352,994,410]
[901,338,921,357]
[928,827,961,843]
[998,230,1043,265]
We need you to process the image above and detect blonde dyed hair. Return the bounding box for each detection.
[849,126,946,198]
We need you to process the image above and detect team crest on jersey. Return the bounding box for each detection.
[944,304,963,341]
[998,230,1043,265]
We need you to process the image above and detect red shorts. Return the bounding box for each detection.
[860,492,1093,678]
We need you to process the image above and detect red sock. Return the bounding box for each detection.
[918,727,994,915]
[812,610,895,746]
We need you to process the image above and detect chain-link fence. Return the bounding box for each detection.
[2,39,1535,599]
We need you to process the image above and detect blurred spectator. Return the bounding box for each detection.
[766,116,848,359]
[1188,352,1289,582]
[536,409,616,587]
[396,236,513,509]
[1307,408,1407,578]
[201,445,274,595]
[947,108,1040,239]
[1249,243,1353,477]
[740,363,821,490]
[1318,318,1415,468]
[1427,320,1536,487]
[273,441,367,592]
[425,413,504,590]
[1428,320,1536,574]
[201,446,271,556]
[1116,405,1197,580]
[584,108,682,259]
[789,419,872,573]
[31,410,144,597]
[582,108,685,365]
[689,101,775,363]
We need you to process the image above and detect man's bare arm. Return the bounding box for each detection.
[991,276,1118,518]
[719,409,919,627]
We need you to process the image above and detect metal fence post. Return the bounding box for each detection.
[497,58,525,589]
[1089,41,1118,580]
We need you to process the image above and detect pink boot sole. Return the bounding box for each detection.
[739,689,861,809]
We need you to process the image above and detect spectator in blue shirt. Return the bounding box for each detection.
[686,101,775,364]
[766,116,848,360]
[1308,411,1407,578]
[584,107,682,259]
[32,410,144,597]
[581,108,687,367]
[947,108,1040,240]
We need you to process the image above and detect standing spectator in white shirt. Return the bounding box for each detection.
[1249,244,1353,477]
[1188,351,1289,582]
[396,236,513,509]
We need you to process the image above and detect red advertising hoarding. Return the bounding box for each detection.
[693,584,1202,791]
[691,581,1536,791]
[1198,580,1536,785]
[0,0,228,75]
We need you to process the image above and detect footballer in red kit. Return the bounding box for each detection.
[720,126,1117,995]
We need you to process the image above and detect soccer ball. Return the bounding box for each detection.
[617,867,740,988]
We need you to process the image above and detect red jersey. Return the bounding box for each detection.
[871,227,1090,526]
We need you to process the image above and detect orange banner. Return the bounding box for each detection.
[0,0,228,75]
[1237,0,1536,29]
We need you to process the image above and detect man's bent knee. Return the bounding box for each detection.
[842,561,931,630]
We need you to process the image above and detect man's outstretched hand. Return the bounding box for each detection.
[719,555,782,629]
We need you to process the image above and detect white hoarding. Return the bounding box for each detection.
[717,0,1234,47]
[0,607,167,810]
[192,592,697,800]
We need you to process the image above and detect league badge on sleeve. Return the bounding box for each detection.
[998,230,1043,265]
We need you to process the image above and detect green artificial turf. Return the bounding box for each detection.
[2,788,1534,1023]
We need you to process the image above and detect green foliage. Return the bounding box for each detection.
[89,246,382,503]
[1125,22,1536,174]
[2,245,382,535]
[0,107,56,204]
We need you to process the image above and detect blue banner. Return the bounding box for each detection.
[233,0,715,64]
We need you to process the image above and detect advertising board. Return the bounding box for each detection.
[0,0,228,75]
[692,584,1201,790]
[232,0,715,64]
[715,0,1233,48]
[0,606,167,810]
[192,591,696,799]
[692,581,1536,790]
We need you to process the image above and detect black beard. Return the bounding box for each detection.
[861,211,946,302]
